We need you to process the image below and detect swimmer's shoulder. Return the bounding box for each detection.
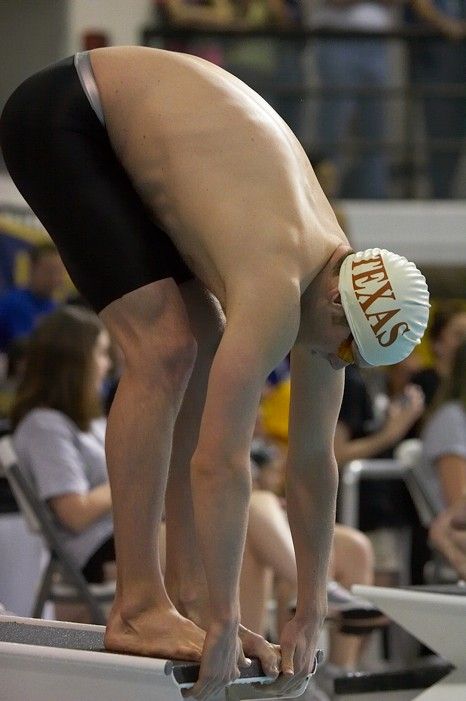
[88,45,246,129]
[89,45,182,65]
[89,45,223,85]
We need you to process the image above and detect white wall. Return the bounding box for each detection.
[0,174,27,207]
[0,0,68,117]
[343,201,466,267]
[0,0,153,120]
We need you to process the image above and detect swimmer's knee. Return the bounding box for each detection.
[160,333,198,388]
[179,280,224,358]
[100,283,198,391]
[191,450,251,484]
[129,331,197,392]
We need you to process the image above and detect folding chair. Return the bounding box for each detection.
[339,457,416,663]
[396,439,458,584]
[0,436,114,624]
[395,440,436,530]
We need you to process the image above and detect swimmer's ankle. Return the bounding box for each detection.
[111,588,175,624]
[165,571,210,620]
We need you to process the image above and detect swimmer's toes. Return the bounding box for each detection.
[177,646,203,662]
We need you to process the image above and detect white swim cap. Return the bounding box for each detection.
[338,248,430,366]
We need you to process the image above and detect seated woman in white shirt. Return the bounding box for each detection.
[11,305,114,583]
[420,340,466,515]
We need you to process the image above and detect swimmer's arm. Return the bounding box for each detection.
[286,346,343,622]
[192,276,301,626]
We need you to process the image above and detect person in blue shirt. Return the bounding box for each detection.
[0,242,66,352]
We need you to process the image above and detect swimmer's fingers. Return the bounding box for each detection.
[183,622,241,701]
[238,625,280,679]
[275,616,322,695]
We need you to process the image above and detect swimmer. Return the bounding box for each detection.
[0,46,430,701]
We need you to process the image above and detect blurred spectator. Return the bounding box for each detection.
[11,307,114,584]
[410,301,466,411]
[385,352,423,401]
[0,337,28,420]
[429,496,466,580]
[312,0,400,198]
[405,0,466,198]
[260,361,425,466]
[259,355,291,444]
[251,433,287,495]
[336,366,424,585]
[159,0,235,29]
[0,243,66,352]
[335,367,424,469]
[157,0,236,64]
[419,340,466,514]
[102,342,126,416]
[269,1,307,138]
[223,1,293,110]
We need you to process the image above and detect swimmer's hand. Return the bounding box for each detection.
[182,619,248,701]
[258,615,322,697]
[238,624,281,679]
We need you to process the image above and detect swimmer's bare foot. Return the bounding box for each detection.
[105,604,206,661]
[239,625,281,680]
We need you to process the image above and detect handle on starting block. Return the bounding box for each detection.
[176,649,324,700]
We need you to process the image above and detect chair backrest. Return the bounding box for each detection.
[394,439,423,471]
[396,440,460,583]
[395,439,441,528]
[339,458,406,528]
[0,436,113,623]
[0,436,42,534]
[0,436,90,579]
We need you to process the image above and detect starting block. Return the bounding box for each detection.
[352,584,466,701]
[0,614,322,700]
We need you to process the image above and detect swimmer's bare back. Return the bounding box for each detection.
[89,46,348,307]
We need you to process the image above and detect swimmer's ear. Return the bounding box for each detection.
[329,287,342,307]
[352,342,373,369]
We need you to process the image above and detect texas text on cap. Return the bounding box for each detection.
[338,248,430,366]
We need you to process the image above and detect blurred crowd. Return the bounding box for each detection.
[148,0,466,199]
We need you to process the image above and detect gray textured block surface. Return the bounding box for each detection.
[0,620,104,651]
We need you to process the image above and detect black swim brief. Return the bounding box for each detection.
[0,56,193,312]
[82,536,116,583]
